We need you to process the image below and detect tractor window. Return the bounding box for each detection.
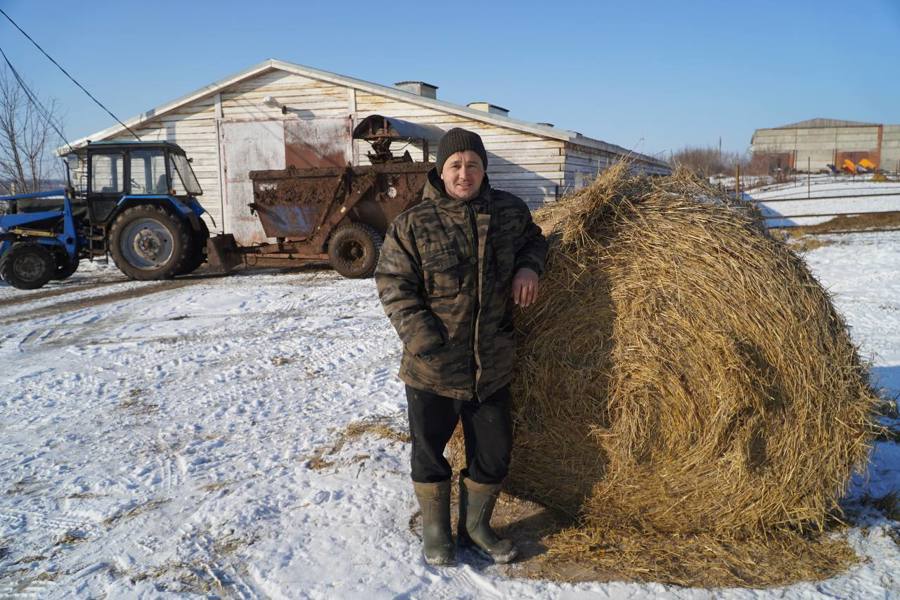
[129,150,168,194]
[169,154,202,196]
[91,153,124,194]
[64,153,88,194]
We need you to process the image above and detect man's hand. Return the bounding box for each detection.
[512,267,540,308]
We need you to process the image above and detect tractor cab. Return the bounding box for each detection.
[61,141,209,281]
[64,141,203,226]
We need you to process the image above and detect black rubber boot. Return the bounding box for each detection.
[458,476,518,564]
[413,480,455,566]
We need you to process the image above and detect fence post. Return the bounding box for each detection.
[808,157,811,199]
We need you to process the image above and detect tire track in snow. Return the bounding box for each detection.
[0,508,92,535]
[0,277,126,306]
[0,576,57,598]
[0,506,100,598]
[0,279,198,326]
[13,316,130,352]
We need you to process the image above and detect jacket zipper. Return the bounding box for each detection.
[466,202,480,401]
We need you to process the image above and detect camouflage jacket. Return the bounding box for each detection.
[375,170,548,401]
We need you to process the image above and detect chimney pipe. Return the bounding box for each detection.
[394,81,438,99]
[467,102,509,117]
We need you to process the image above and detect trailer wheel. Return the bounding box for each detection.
[0,242,56,290]
[109,204,190,280]
[327,222,383,279]
[176,218,210,276]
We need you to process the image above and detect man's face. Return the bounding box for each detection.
[440,150,485,201]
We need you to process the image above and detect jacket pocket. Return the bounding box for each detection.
[412,342,466,385]
[422,250,461,298]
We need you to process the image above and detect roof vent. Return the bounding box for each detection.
[467,102,509,117]
[537,122,554,128]
[394,81,438,99]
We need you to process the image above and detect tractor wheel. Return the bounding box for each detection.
[176,218,210,276]
[327,222,383,279]
[109,204,190,280]
[0,243,56,290]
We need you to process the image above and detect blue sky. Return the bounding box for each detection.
[1,0,898,157]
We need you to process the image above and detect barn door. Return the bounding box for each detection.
[220,118,352,246]
[221,120,285,245]
[284,118,352,168]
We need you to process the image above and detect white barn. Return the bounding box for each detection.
[66,59,669,245]
[751,118,900,174]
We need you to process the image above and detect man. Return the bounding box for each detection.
[375,128,548,566]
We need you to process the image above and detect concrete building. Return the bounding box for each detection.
[751,118,900,174]
[65,59,669,245]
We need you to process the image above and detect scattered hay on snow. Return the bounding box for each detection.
[450,164,878,586]
[306,415,410,471]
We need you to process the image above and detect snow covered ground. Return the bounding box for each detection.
[745,174,900,228]
[0,232,898,599]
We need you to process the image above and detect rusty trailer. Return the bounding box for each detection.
[207,115,440,277]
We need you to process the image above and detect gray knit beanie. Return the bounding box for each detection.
[436,128,487,173]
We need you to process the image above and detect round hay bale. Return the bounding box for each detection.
[447,164,877,584]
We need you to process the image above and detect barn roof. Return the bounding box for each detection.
[769,118,880,130]
[63,59,667,167]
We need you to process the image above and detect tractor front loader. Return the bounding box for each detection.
[0,189,81,289]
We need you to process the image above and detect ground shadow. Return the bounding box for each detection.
[872,365,900,400]
[407,489,576,573]
[840,369,900,526]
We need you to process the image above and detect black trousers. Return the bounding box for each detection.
[406,384,512,485]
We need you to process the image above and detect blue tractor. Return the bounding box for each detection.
[0,141,209,289]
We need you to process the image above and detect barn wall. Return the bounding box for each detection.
[882,125,900,174]
[562,143,670,197]
[354,91,565,208]
[751,125,884,172]
[219,70,351,120]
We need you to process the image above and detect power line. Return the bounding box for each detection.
[0,44,72,153]
[0,7,140,141]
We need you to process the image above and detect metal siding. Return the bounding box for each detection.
[751,124,897,172]
[881,126,900,173]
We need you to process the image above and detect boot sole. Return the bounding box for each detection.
[459,539,518,564]
[424,544,457,567]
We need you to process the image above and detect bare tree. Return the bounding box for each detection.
[0,65,64,198]
[671,145,749,178]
